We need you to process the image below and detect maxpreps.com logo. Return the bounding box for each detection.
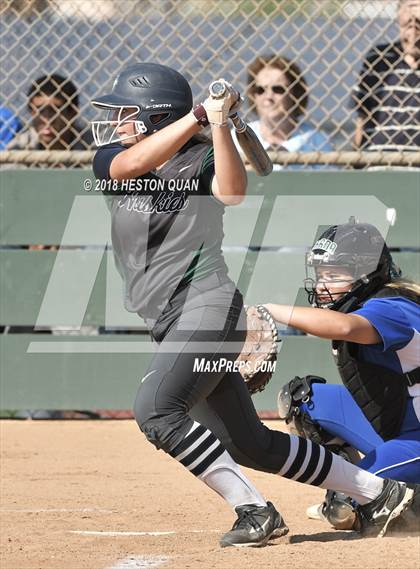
[193,358,276,374]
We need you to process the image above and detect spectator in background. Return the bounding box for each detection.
[7,73,92,151]
[243,54,333,170]
[352,0,419,152]
[0,107,22,149]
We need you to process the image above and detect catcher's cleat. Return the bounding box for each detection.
[306,503,326,521]
[219,501,288,548]
[357,479,414,538]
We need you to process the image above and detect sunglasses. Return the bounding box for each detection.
[253,84,287,96]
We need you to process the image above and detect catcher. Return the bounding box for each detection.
[263,220,419,531]
[92,64,417,548]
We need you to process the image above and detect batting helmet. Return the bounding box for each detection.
[91,63,193,146]
[304,219,399,310]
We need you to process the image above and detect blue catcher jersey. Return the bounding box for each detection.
[354,296,420,418]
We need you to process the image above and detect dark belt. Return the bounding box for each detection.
[405,367,420,387]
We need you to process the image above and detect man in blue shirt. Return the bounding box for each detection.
[0,107,21,149]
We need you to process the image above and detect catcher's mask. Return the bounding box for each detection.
[91,62,193,146]
[304,219,400,311]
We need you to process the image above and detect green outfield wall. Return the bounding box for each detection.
[1,169,419,411]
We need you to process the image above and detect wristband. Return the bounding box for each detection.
[191,104,209,128]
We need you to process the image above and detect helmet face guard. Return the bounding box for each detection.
[91,63,193,147]
[91,104,147,147]
[304,258,357,309]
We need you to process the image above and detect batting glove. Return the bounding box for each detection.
[203,78,241,126]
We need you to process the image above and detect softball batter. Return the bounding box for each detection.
[92,63,416,546]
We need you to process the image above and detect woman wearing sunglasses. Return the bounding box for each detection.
[245,54,333,170]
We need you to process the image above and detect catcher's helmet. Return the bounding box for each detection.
[304,219,399,310]
[91,63,193,146]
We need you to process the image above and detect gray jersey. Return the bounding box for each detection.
[93,141,229,319]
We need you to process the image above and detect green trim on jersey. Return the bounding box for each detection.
[200,146,214,175]
[182,146,225,284]
[182,243,226,284]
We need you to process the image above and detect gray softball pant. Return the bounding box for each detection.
[133,272,292,473]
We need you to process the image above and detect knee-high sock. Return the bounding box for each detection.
[198,455,267,508]
[278,434,383,505]
[170,420,266,508]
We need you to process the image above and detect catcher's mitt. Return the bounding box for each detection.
[236,305,279,394]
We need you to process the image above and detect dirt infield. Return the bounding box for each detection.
[1,420,418,569]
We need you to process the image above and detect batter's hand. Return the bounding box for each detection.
[203,78,241,126]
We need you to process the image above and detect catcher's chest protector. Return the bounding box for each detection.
[332,287,420,441]
[333,340,408,440]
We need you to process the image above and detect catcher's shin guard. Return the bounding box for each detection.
[277,376,331,445]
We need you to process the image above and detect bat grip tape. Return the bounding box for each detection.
[231,113,246,133]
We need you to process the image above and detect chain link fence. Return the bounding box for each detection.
[1,0,419,168]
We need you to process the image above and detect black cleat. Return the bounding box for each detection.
[357,479,414,538]
[387,483,420,536]
[220,501,288,548]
